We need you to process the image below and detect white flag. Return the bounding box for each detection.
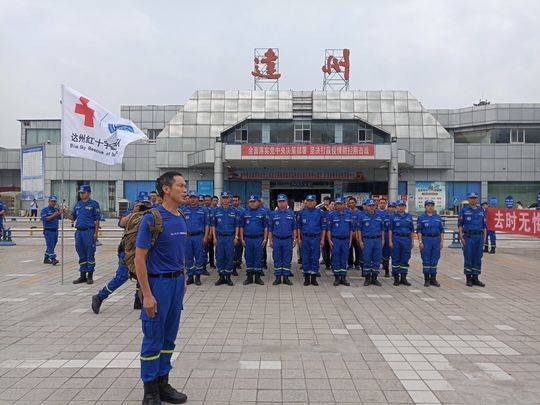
[61,85,147,165]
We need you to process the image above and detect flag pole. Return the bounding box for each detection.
[60,86,65,285]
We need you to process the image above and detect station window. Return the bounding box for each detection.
[358,129,373,143]
[25,129,60,145]
[235,124,248,143]
[510,129,525,143]
[294,122,311,143]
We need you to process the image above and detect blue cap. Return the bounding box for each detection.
[364,198,375,206]
[249,194,260,202]
[481,201,488,205]
[277,194,287,201]
[306,194,316,201]
[188,191,198,198]
[387,201,396,207]
[424,199,435,206]
[137,191,149,202]
[335,197,346,204]
[467,192,479,198]
[396,200,406,206]
[78,185,91,193]
[220,191,230,198]
[48,195,58,201]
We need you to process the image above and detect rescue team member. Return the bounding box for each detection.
[135,171,188,405]
[268,194,296,285]
[327,197,354,286]
[357,199,384,286]
[232,195,245,276]
[481,201,496,254]
[181,192,210,286]
[458,192,487,287]
[320,196,332,269]
[202,194,214,274]
[388,200,414,286]
[72,185,101,285]
[0,199,6,234]
[40,195,65,265]
[346,197,362,272]
[239,194,268,285]
[378,198,391,277]
[296,194,325,286]
[416,199,444,287]
[212,192,240,286]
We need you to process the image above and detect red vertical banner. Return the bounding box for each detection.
[487,208,540,237]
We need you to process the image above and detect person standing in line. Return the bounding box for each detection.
[388,200,414,286]
[296,194,325,286]
[326,197,354,286]
[240,194,268,285]
[232,195,246,276]
[357,199,385,287]
[40,195,65,265]
[377,198,391,277]
[416,199,444,287]
[346,197,363,272]
[268,194,296,286]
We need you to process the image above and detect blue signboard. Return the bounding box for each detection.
[488,196,498,206]
[452,196,459,206]
[197,180,214,197]
[21,145,45,200]
[505,195,514,208]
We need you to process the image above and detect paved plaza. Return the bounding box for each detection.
[0,235,540,405]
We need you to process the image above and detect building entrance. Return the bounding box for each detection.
[269,181,333,210]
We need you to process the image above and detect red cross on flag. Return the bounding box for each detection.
[61,85,147,165]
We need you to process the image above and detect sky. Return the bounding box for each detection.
[1,0,539,148]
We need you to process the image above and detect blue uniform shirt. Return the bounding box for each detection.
[41,206,60,230]
[296,207,325,235]
[0,201,7,227]
[416,213,445,235]
[135,205,187,274]
[269,208,296,238]
[72,199,100,229]
[390,212,414,235]
[358,211,384,237]
[377,209,391,232]
[181,205,209,233]
[326,209,353,238]
[241,207,268,236]
[213,206,239,234]
[458,205,486,232]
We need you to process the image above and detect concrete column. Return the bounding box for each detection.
[214,137,224,196]
[388,139,399,202]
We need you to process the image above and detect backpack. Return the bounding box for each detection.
[119,208,163,279]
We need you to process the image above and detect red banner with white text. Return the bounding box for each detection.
[487,208,540,237]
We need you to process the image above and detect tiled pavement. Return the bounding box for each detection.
[1,237,540,404]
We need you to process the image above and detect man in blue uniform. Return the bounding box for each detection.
[72,185,101,285]
[0,200,6,235]
[320,196,333,269]
[327,197,354,286]
[417,199,444,287]
[40,195,64,265]
[357,199,385,286]
[388,200,414,286]
[459,192,487,287]
[181,192,210,286]
[135,171,188,405]
[268,194,296,285]
[297,194,325,286]
[212,192,240,286]
[377,198,392,278]
[481,201,496,254]
[346,197,363,272]
[239,194,268,285]
[232,195,245,276]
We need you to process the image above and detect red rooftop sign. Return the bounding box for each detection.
[241,144,374,157]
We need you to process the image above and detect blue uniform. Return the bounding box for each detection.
[459,205,486,276]
[358,211,385,277]
[72,199,101,273]
[269,208,296,277]
[483,208,496,249]
[347,208,363,270]
[41,205,60,261]
[234,206,246,270]
[378,209,392,271]
[389,212,414,276]
[297,207,325,275]
[241,207,268,275]
[181,205,209,277]
[416,213,445,275]
[0,201,6,232]
[136,205,186,383]
[327,210,353,275]
[213,206,240,275]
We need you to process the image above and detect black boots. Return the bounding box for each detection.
[364,274,371,286]
[157,374,187,404]
[225,274,234,286]
[489,246,496,254]
[232,267,238,276]
[243,274,254,285]
[273,275,281,285]
[51,258,59,265]
[424,274,430,287]
[143,380,162,405]
[304,274,310,286]
[194,275,201,286]
[333,275,340,286]
[43,257,52,264]
[73,272,87,284]
[383,261,390,277]
[254,274,264,285]
[400,274,411,286]
[471,275,485,287]
[215,275,226,286]
[86,272,93,285]
[371,274,382,286]
[393,275,400,286]
[466,274,473,287]
[384,268,390,277]
[483,245,489,253]
[311,274,319,286]
[91,295,103,314]
[430,274,440,287]
[340,275,350,286]
[283,276,293,286]
[134,293,142,309]
[186,275,194,285]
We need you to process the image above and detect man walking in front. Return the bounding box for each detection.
[135,171,188,404]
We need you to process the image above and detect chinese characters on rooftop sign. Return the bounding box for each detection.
[322,48,350,90]
[252,48,281,90]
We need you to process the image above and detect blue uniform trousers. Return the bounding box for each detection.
[300,235,321,275]
[382,231,391,269]
[391,236,412,275]
[485,230,496,247]
[140,275,184,382]
[244,236,264,274]
[273,237,293,277]
[75,228,96,273]
[43,229,58,260]
[98,252,139,300]
[331,237,349,275]
[463,234,484,276]
[362,237,382,276]
[216,235,234,275]
[185,235,205,277]
[420,236,441,275]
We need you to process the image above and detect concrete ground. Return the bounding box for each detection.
[0,234,539,405]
